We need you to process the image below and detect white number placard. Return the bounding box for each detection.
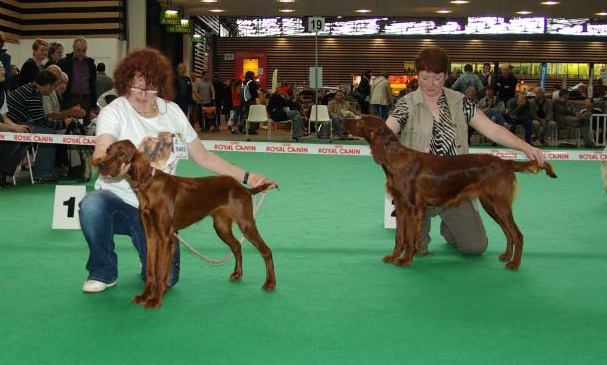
[52,185,87,229]
[308,17,325,32]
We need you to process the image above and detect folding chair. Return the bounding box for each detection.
[591,114,607,146]
[13,145,36,185]
[309,105,332,140]
[245,105,270,141]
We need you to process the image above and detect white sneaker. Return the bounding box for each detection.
[82,279,117,293]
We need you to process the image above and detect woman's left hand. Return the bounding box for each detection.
[248,173,278,190]
[523,145,545,166]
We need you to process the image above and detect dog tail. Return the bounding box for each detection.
[510,160,557,178]
[247,182,277,195]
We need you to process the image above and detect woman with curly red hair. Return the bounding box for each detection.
[79,47,276,293]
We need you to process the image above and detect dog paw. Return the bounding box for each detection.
[262,280,276,291]
[230,271,243,281]
[498,253,511,261]
[395,258,412,266]
[132,295,146,305]
[505,261,520,270]
[144,298,162,309]
[382,254,396,263]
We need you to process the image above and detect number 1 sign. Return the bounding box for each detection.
[52,185,87,229]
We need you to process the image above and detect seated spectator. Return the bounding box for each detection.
[451,64,484,100]
[580,98,604,144]
[506,93,534,144]
[266,91,308,141]
[528,86,557,146]
[552,89,596,148]
[6,70,75,182]
[0,64,29,187]
[478,85,507,126]
[327,89,359,140]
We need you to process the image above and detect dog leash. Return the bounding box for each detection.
[174,191,267,266]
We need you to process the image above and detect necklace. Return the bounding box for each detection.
[137,102,158,117]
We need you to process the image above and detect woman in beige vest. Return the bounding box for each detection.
[385,47,544,256]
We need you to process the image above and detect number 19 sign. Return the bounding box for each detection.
[308,17,325,33]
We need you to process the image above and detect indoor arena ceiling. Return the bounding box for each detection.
[171,0,607,19]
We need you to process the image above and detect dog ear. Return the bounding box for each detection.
[124,145,154,191]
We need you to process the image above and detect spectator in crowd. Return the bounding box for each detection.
[266,90,308,141]
[478,85,507,126]
[369,70,394,120]
[5,70,75,182]
[0,31,13,91]
[173,63,192,117]
[0,61,29,187]
[506,93,535,144]
[581,97,604,144]
[451,64,484,100]
[479,62,495,93]
[496,64,518,104]
[444,68,460,88]
[43,65,85,120]
[45,41,64,67]
[220,78,233,125]
[9,64,20,91]
[77,46,276,294]
[19,38,48,86]
[241,70,258,134]
[552,84,562,100]
[327,89,359,139]
[229,79,243,134]
[528,86,557,146]
[195,71,216,132]
[593,78,606,98]
[57,37,97,124]
[212,72,224,127]
[95,63,113,98]
[552,89,596,148]
[356,69,371,114]
[385,46,543,256]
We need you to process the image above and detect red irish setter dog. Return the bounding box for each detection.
[342,116,557,269]
[93,140,276,309]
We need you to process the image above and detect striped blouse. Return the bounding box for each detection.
[391,92,476,156]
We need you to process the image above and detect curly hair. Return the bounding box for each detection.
[113,47,175,101]
[414,47,449,75]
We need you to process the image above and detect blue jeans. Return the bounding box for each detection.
[79,189,180,286]
[484,108,507,125]
[28,125,57,178]
[508,117,533,143]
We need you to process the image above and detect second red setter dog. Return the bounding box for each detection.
[94,140,276,309]
[343,116,557,269]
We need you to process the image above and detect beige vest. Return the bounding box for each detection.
[399,87,469,154]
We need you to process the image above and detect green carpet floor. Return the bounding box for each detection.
[1,152,606,364]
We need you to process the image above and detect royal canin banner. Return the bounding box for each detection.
[1,132,605,161]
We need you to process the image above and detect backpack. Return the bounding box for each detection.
[241,80,253,104]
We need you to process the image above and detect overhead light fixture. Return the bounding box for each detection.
[160,0,180,25]
[279,9,295,13]
[355,9,372,13]
[516,10,533,15]
[201,0,217,2]
[436,9,452,14]
[278,0,295,2]
[595,11,607,16]
[209,8,224,13]
[450,1,469,4]
[540,1,560,5]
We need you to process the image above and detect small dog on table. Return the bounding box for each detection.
[93,139,276,309]
[342,115,557,269]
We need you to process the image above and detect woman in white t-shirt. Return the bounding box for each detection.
[79,48,276,294]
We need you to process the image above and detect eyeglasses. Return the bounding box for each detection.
[129,86,159,95]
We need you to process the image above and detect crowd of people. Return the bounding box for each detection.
[0,34,115,186]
